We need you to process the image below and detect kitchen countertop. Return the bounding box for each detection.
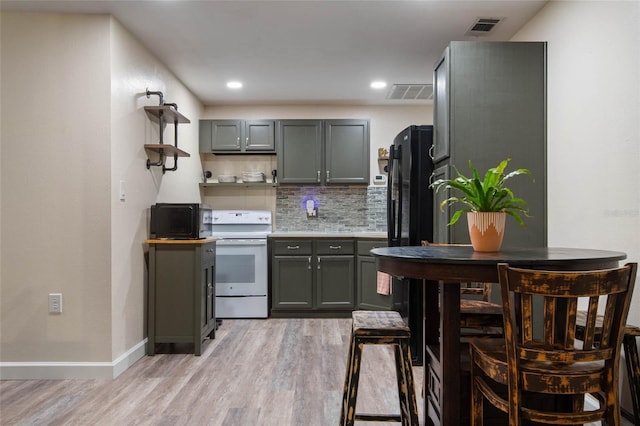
[269,232,386,239]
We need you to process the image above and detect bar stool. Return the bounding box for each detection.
[339,310,419,426]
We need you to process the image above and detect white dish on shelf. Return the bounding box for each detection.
[218,175,237,183]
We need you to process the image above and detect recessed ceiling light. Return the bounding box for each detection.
[370,81,387,89]
[226,81,243,89]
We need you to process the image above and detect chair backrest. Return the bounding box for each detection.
[497,262,637,393]
[422,240,492,301]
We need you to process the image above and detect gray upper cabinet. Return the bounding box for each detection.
[433,41,547,248]
[277,119,369,185]
[199,119,275,153]
[325,119,369,184]
[276,120,323,184]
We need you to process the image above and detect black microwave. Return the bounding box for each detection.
[150,203,212,239]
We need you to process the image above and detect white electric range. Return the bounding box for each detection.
[210,210,272,318]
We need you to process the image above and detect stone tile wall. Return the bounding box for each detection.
[275,186,387,232]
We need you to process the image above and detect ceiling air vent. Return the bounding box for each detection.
[466,17,503,36]
[386,84,433,100]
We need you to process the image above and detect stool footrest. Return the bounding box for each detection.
[354,413,402,422]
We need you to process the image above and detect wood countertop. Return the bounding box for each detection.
[145,237,219,245]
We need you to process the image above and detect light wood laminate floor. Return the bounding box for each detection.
[0,318,425,425]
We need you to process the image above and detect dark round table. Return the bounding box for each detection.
[371,245,627,426]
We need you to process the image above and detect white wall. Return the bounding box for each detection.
[0,12,204,379]
[512,1,640,324]
[109,19,204,364]
[512,1,640,414]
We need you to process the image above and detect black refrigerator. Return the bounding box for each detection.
[387,125,434,366]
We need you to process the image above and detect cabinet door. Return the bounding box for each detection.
[432,164,451,244]
[200,261,216,338]
[325,119,369,184]
[357,255,392,310]
[432,48,450,163]
[316,255,355,308]
[244,120,275,151]
[199,120,213,153]
[211,120,242,151]
[272,256,313,308]
[276,120,323,184]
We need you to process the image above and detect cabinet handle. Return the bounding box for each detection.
[236,137,240,148]
[246,137,249,145]
[329,245,342,250]
[206,248,215,253]
[308,257,311,270]
[428,145,435,160]
[326,170,330,181]
[287,245,300,250]
[429,171,435,185]
[317,256,321,269]
[316,171,321,182]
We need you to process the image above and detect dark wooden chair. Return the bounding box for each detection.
[340,310,419,426]
[421,241,503,336]
[575,310,640,424]
[469,262,637,425]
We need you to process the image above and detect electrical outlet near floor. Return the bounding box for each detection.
[48,293,62,313]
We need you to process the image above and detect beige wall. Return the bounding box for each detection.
[1,13,113,363]
[0,13,204,378]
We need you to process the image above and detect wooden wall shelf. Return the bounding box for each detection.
[144,106,190,124]
[144,144,190,158]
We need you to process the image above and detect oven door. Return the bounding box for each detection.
[214,239,268,296]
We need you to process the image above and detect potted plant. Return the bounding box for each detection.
[430,158,533,252]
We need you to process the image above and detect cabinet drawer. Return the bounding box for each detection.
[316,240,354,255]
[272,240,312,255]
[357,240,387,255]
[201,243,216,265]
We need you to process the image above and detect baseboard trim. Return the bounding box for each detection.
[0,339,147,380]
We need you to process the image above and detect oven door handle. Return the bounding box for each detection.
[215,239,267,246]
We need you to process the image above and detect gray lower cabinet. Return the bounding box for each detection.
[433,41,547,247]
[271,238,355,316]
[276,119,369,184]
[147,240,216,356]
[356,239,392,310]
[199,119,275,153]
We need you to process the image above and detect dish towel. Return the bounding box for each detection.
[377,272,392,295]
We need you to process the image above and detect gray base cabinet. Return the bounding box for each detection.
[356,240,392,310]
[433,41,547,247]
[147,240,216,355]
[271,238,355,316]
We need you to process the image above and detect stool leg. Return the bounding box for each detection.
[340,332,356,426]
[623,334,640,425]
[394,341,419,426]
[341,336,364,426]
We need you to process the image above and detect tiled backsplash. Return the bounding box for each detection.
[275,186,387,232]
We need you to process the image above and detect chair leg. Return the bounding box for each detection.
[470,353,483,426]
[623,333,640,425]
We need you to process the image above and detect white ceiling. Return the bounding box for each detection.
[1,0,548,105]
